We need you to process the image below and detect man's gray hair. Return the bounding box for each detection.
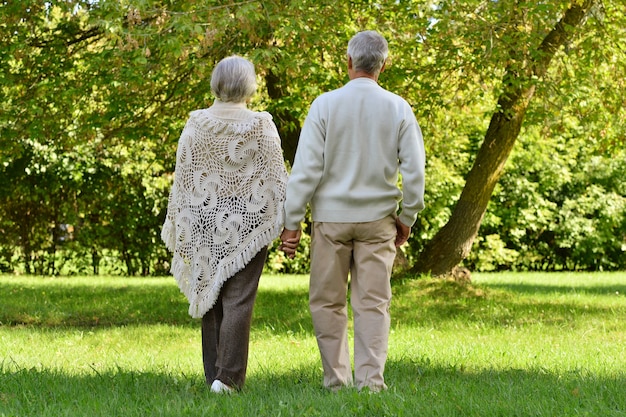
[210,55,257,103]
[347,31,389,75]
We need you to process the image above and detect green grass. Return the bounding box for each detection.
[1,272,625,416]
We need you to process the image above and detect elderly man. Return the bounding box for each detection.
[280,31,425,392]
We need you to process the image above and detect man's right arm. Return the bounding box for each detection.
[283,99,326,230]
[397,105,426,227]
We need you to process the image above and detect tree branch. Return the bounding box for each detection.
[533,0,595,78]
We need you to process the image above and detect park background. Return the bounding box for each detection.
[1,2,625,416]
[1,0,624,277]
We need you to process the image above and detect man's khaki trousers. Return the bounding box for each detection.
[309,215,397,391]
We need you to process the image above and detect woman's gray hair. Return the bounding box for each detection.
[210,55,257,103]
[347,31,388,75]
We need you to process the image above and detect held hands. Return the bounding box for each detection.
[280,228,301,259]
[395,218,411,247]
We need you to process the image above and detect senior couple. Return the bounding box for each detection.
[161,30,425,394]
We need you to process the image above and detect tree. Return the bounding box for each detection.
[412,0,611,276]
[1,0,624,275]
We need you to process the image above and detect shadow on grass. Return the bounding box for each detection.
[253,288,313,334]
[391,278,626,329]
[2,276,624,331]
[1,358,624,417]
[0,281,196,328]
[0,279,313,332]
[477,282,626,296]
[381,358,626,417]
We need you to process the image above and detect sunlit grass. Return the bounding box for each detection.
[1,272,625,416]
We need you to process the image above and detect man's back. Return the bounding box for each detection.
[283,77,424,227]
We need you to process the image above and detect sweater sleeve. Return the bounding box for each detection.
[283,100,326,230]
[397,104,426,227]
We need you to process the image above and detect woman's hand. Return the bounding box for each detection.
[280,228,302,259]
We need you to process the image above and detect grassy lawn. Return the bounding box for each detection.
[1,272,625,416]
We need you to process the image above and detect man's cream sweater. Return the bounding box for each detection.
[284,77,425,230]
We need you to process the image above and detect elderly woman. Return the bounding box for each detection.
[161,56,288,393]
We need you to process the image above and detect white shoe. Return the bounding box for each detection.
[211,379,234,394]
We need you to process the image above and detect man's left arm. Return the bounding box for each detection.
[397,107,426,228]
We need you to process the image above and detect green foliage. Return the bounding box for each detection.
[469,129,626,271]
[0,0,625,275]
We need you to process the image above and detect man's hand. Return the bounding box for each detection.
[280,228,302,259]
[395,218,411,247]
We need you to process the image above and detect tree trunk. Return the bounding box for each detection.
[412,0,596,276]
[265,69,301,165]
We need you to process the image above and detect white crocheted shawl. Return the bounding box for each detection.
[161,102,288,318]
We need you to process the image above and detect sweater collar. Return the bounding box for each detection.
[348,77,379,86]
[212,99,248,110]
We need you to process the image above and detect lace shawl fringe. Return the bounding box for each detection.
[162,211,285,319]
